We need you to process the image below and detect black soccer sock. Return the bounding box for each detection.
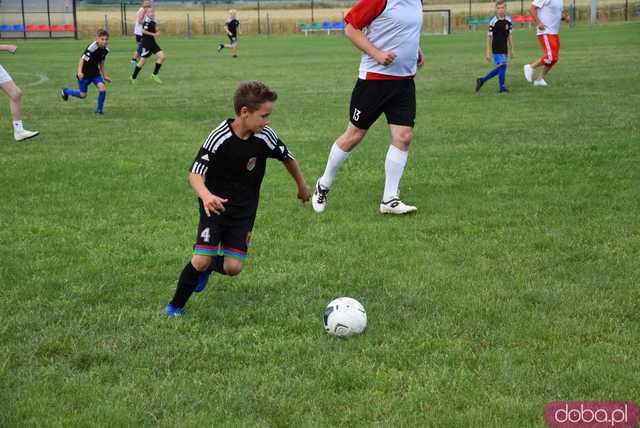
[132,66,142,79]
[208,256,226,275]
[169,262,202,308]
[153,63,162,75]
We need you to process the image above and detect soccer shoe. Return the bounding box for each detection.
[14,129,39,142]
[534,79,548,87]
[61,89,68,101]
[311,179,330,213]
[130,58,137,65]
[523,64,534,83]
[217,44,224,52]
[194,271,211,293]
[379,198,417,215]
[165,303,185,318]
[96,111,104,115]
[128,76,137,85]
[499,88,509,93]
[150,74,162,84]
[475,78,484,92]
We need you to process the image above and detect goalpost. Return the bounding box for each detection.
[422,9,452,35]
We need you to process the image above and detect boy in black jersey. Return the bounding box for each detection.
[130,8,166,84]
[217,9,240,58]
[476,0,515,93]
[165,81,311,318]
[61,29,111,114]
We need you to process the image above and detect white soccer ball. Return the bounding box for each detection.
[323,297,367,337]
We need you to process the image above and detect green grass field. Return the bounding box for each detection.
[1,23,639,427]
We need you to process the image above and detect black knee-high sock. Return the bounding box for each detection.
[209,256,226,275]
[132,66,142,79]
[170,262,201,308]
[153,63,162,75]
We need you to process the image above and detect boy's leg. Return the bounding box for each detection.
[131,58,146,81]
[169,255,211,310]
[150,51,165,83]
[498,64,507,91]
[63,77,88,99]
[380,80,417,214]
[481,66,501,83]
[95,81,107,113]
[1,79,39,141]
[195,228,249,292]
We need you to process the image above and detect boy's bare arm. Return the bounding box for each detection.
[0,44,17,53]
[282,159,311,203]
[345,23,396,66]
[508,34,515,57]
[77,57,85,79]
[485,36,492,62]
[188,173,228,216]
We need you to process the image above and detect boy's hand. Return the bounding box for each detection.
[202,193,228,216]
[417,49,425,68]
[6,45,17,54]
[509,50,515,59]
[375,50,397,66]
[297,185,311,203]
[537,21,546,30]
[104,76,112,83]
[77,72,84,80]
[486,53,492,63]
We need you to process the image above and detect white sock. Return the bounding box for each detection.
[319,143,350,188]
[13,120,24,133]
[383,145,408,202]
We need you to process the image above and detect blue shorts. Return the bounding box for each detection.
[78,75,104,93]
[493,54,508,65]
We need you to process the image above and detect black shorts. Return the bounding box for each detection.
[135,34,142,43]
[349,78,416,130]
[192,201,253,261]
[140,39,161,58]
[228,35,237,44]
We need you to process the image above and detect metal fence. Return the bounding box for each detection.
[70,0,640,38]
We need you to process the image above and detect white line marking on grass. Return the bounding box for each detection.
[22,73,49,87]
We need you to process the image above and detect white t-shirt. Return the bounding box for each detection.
[532,0,564,35]
[345,0,423,79]
[134,7,145,36]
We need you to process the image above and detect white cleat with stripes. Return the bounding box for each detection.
[379,198,417,215]
[534,79,548,87]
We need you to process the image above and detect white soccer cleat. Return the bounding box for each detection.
[311,179,330,213]
[523,64,534,83]
[14,129,39,142]
[534,79,548,87]
[379,198,417,215]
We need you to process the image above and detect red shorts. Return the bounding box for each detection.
[538,34,560,67]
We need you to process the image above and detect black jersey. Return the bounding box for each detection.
[142,17,157,42]
[190,119,294,221]
[488,16,512,54]
[81,41,109,78]
[226,19,240,37]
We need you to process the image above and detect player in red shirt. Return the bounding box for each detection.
[311,0,424,215]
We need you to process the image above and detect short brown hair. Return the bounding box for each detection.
[233,81,278,114]
[96,28,109,38]
[495,0,506,5]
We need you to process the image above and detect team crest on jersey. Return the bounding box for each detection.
[246,157,257,171]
